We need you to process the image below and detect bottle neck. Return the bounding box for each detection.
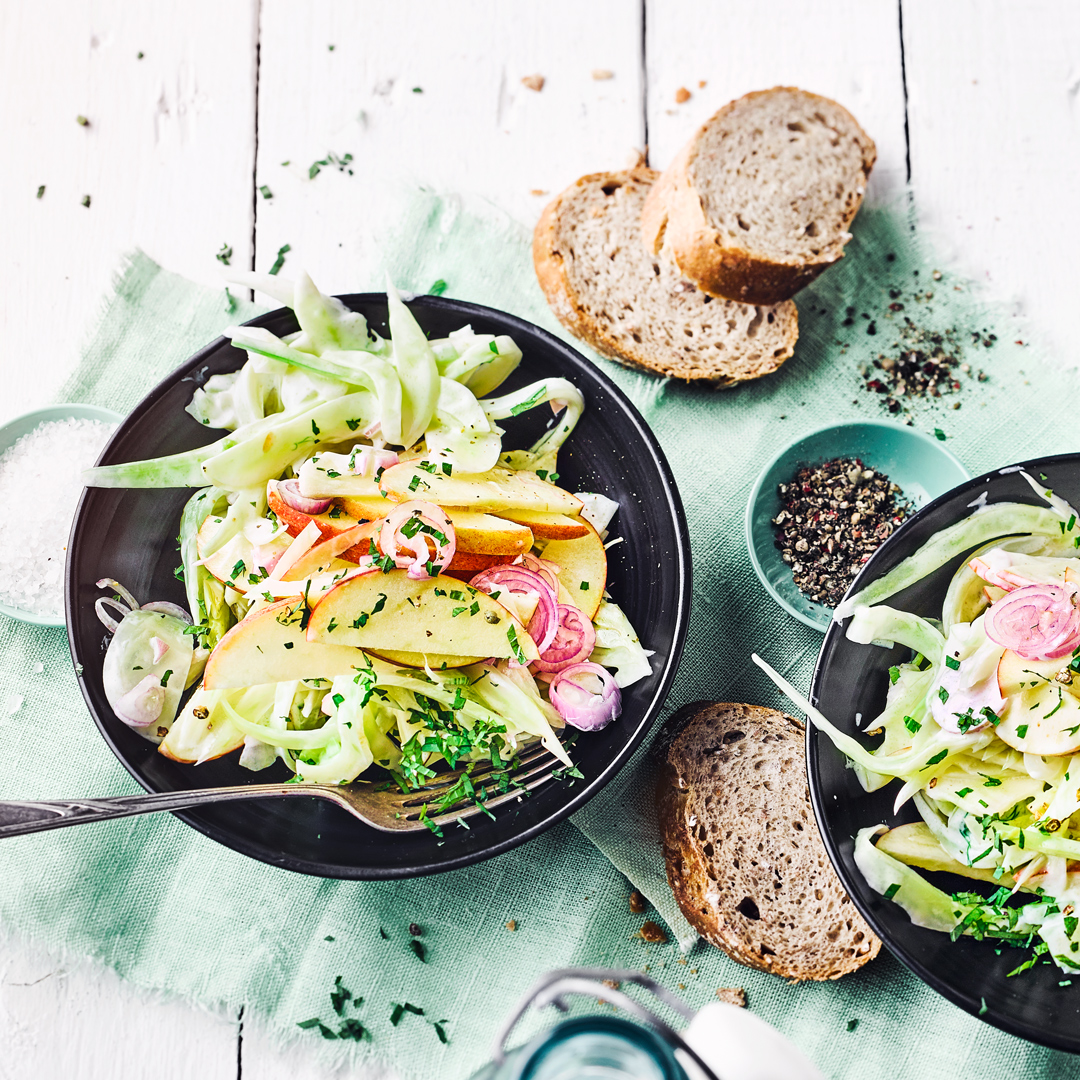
[512,1016,688,1080]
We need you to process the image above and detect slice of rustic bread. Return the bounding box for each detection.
[657,701,880,981]
[641,88,876,305]
[533,168,798,385]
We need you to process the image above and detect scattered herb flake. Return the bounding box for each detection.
[428,279,448,296]
[269,243,291,275]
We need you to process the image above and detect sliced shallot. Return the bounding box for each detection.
[515,552,561,594]
[534,603,596,673]
[985,582,1080,660]
[349,446,399,477]
[469,565,559,653]
[142,601,193,624]
[549,662,621,731]
[274,478,332,516]
[114,674,165,728]
[379,500,456,579]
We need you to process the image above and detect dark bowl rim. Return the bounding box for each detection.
[808,450,1080,1052]
[66,292,693,880]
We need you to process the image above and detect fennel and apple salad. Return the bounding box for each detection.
[84,271,652,830]
[757,472,1080,977]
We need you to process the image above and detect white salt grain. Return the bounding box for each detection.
[0,417,115,619]
[4,693,23,715]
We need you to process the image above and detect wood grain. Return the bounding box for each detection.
[0,938,238,1080]
[253,0,645,289]
[0,0,258,416]
[903,0,1080,357]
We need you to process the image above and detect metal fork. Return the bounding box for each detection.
[0,744,561,838]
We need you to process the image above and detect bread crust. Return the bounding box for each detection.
[641,87,877,305]
[656,701,881,981]
[532,169,798,385]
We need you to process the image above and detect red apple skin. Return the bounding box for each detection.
[268,483,384,564]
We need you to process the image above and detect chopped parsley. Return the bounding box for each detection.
[903,715,921,734]
[506,624,527,665]
[269,242,291,275]
[945,655,961,671]
[1017,724,1029,739]
[888,665,901,684]
[884,883,901,900]
[934,428,947,441]
[510,387,546,415]
[938,686,950,703]
[216,243,233,265]
[922,749,948,770]
[259,184,273,199]
[428,279,448,296]
[160,669,173,687]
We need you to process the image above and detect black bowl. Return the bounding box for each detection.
[810,453,1080,1052]
[66,295,690,879]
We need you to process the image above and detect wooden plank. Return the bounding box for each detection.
[0,937,238,1080]
[253,0,644,291]
[644,0,908,205]
[903,0,1080,359]
[0,0,258,418]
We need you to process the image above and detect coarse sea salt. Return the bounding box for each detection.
[0,417,115,619]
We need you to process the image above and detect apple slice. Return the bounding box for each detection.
[159,683,245,763]
[443,510,532,556]
[338,494,395,522]
[444,551,511,581]
[203,597,370,689]
[493,508,590,540]
[367,649,483,670]
[268,482,383,564]
[306,569,540,661]
[539,523,607,620]
[996,649,1080,754]
[379,462,582,514]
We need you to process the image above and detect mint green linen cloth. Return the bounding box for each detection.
[0,197,1075,1079]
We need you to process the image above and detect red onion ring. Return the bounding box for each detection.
[114,674,165,728]
[514,552,561,594]
[141,601,193,624]
[985,582,1080,660]
[275,478,332,516]
[549,662,621,731]
[533,604,596,674]
[378,500,456,579]
[469,565,559,654]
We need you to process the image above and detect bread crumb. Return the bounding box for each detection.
[522,74,545,92]
[629,890,647,913]
[592,69,614,80]
[638,921,668,943]
[716,987,746,1008]
[698,80,707,89]
[675,87,691,104]
[505,919,517,931]
[625,148,646,169]
[601,979,620,990]
[530,189,548,196]
[676,957,687,965]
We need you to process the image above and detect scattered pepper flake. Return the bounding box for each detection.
[773,457,912,607]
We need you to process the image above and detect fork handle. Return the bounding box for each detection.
[0,784,318,838]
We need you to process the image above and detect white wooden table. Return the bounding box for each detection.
[2,2,1078,1076]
